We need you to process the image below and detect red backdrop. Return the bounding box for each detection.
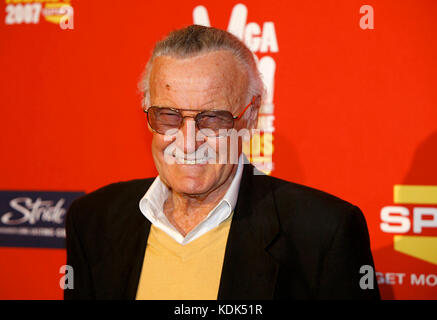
[1,0,436,299]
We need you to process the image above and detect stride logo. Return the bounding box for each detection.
[0,190,84,248]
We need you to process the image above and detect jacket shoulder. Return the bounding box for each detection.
[253,173,366,243]
[255,174,377,299]
[67,178,155,227]
[258,173,358,217]
[71,178,154,208]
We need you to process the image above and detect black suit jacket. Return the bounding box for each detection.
[64,164,380,300]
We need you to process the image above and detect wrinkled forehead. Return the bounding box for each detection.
[149,51,249,109]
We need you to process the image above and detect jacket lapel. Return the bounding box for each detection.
[123,217,151,299]
[218,164,280,299]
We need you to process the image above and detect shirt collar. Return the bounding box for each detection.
[139,154,245,244]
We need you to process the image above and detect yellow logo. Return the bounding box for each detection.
[385,185,437,265]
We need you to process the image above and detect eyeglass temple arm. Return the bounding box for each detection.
[234,96,258,120]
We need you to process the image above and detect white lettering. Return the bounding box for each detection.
[192,4,278,53]
[59,5,73,30]
[413,207,437,233]
[244,22,261,52]
[411,273,425,286]
[260,22,278,53]
[174,304,208,317]
[359,265,374,289]
[192,5,210,27]
[258,56,276,114]
[380,206,410,233]
[376,272,406,285]
[1,197,66,225]
[227,3,247,40]
[359,5,374,30]
[5,3,41,25]
[59,265,74,290]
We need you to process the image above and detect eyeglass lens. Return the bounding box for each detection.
[147,107,234,136]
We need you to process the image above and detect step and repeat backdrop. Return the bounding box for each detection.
[1,0,436,300]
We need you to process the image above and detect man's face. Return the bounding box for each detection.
[148,50,252,196]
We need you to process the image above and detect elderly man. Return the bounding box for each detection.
[64,25,380,300]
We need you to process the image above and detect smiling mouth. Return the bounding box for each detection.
[176,158,208,165]
[171,149,216,165]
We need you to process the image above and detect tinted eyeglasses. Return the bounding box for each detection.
[144,96,257,137]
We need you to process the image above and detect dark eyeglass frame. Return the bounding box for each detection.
[143,96,257,136]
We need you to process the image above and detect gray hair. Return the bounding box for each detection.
[138,25,265,113]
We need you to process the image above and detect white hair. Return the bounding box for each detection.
[138,24,265,118]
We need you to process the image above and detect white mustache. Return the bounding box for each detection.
[161,125,254,165]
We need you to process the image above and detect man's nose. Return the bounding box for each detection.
[176,118,205,155]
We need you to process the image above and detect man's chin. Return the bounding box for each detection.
[169,181,212,197]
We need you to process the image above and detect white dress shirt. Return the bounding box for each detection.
[139,155,244,245]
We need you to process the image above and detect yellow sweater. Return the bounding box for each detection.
[135,214,233,300]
